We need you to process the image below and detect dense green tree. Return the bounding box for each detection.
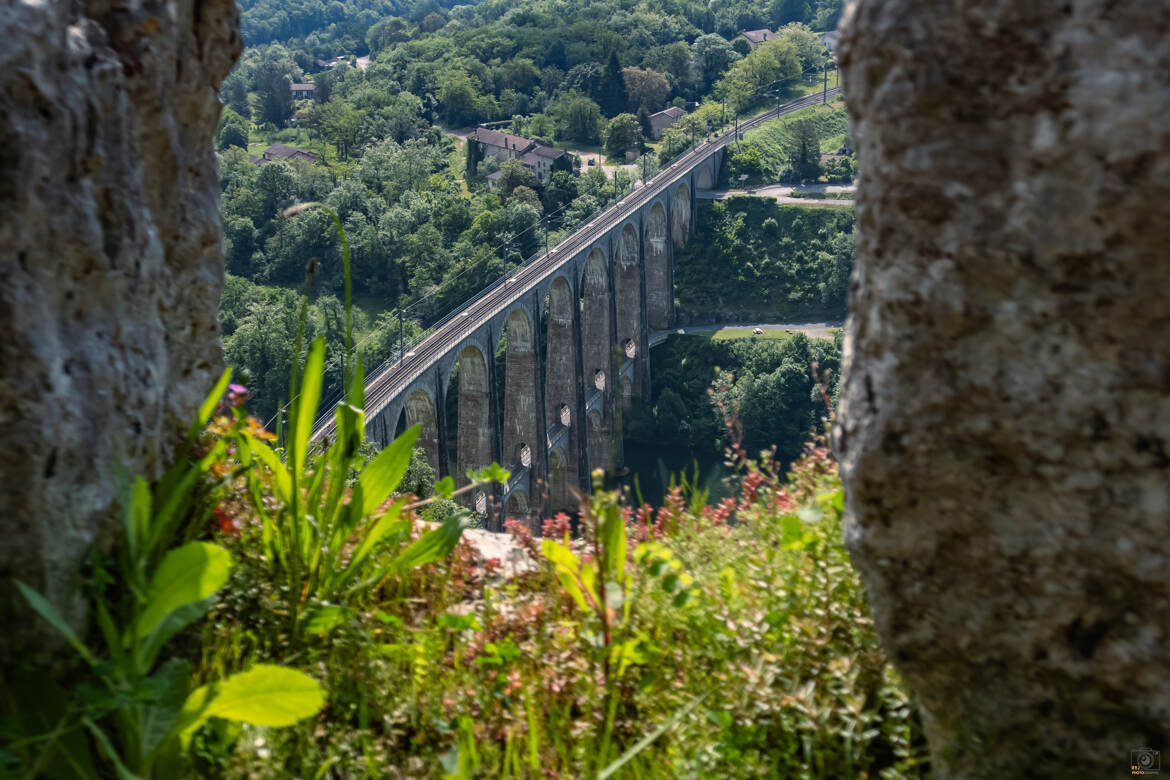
[787,119,821,181]
[465,138,483,180]
[636,106,653,140]
[495,160,538,199]
[216,109,251,151]
[692,34,740,92]
[622,66,670,112]
[604,113,642,156]
[548,91,602,143]
[598,51,626,116]
[717,37,801,110]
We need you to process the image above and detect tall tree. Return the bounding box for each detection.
[692,34,740,92]
[787,119,821,181]
[598,51,626,117]
[622,67,670,113]
[604,113,642,157]
[465,138,483,180]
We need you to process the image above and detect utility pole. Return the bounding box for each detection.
[398,308,404,363]
[642,153,647,183]
[613,169,619,202]
[823,64,828,103]
[543,216,550,258]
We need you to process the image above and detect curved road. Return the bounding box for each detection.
[315,87,843,441]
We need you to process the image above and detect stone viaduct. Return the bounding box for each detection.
[369,162,718,526]
[315,89,840,527]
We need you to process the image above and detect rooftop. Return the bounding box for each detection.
[473,127,536,152]
[650,106,685,120]
[740,29,777,44]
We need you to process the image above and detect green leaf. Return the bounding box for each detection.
[82,717,141,780]
[15,580,93,664]
[433,476,455,499]
[391,514,468,573]
[359,425,420,516]
[468,463,510,484]
[138,595,217,670]
[247,436,291,501]
[345,500,409,580]
[195,368,232,433]
[136,542,231,640]
[140,658,191,760]
[781,513,803,547]
[293,336,326,476]
[178,665,324,743]
[303,604,352,635]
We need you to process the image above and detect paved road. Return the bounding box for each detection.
[314,87,843,440]
[649,321,843,347]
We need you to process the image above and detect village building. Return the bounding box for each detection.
[648,106,685,140]
[472,127,570,184]
[737,28,777,49]
[251,143,319,166]
[290,82,316,100]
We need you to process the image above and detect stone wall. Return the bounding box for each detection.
[835,0,1170,774]
[0,0,240,661]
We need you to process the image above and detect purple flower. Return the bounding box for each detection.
[229,383,249,396]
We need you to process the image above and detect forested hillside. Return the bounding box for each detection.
[674,197,854,322]
[215,0,848,423]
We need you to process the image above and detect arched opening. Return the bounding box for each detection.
[581,249,613,473]
[403,388,439,475]
[645,201,671,330]
[587,408,610,475]
[672,182,691,248]
[545,275,579,514]
[614,222,642,399]
[696,165,714,190]
[501,309,540,509]
[548,448,571,516]
[505,491,531,530]
[620,376,634,409]
[452,345,492,507]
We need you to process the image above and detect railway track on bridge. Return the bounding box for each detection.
[313,86,843,441]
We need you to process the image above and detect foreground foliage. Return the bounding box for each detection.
[186,423,925,777]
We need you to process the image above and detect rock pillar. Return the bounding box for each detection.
[835,1,1170,775]
[0,0,240,662]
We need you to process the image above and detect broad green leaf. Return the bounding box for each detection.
[359,425,420,515]
[16,580,93,664]
[179,665,324,743]
[345,500,408,579]
[391,514,468,574]
[138,595,217,670]
[293,336,326,476]
[781,513,803,546]
[303,604,352,635]
[542,540,590,611]
[140,658,191,760]
[136,542,231,639]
